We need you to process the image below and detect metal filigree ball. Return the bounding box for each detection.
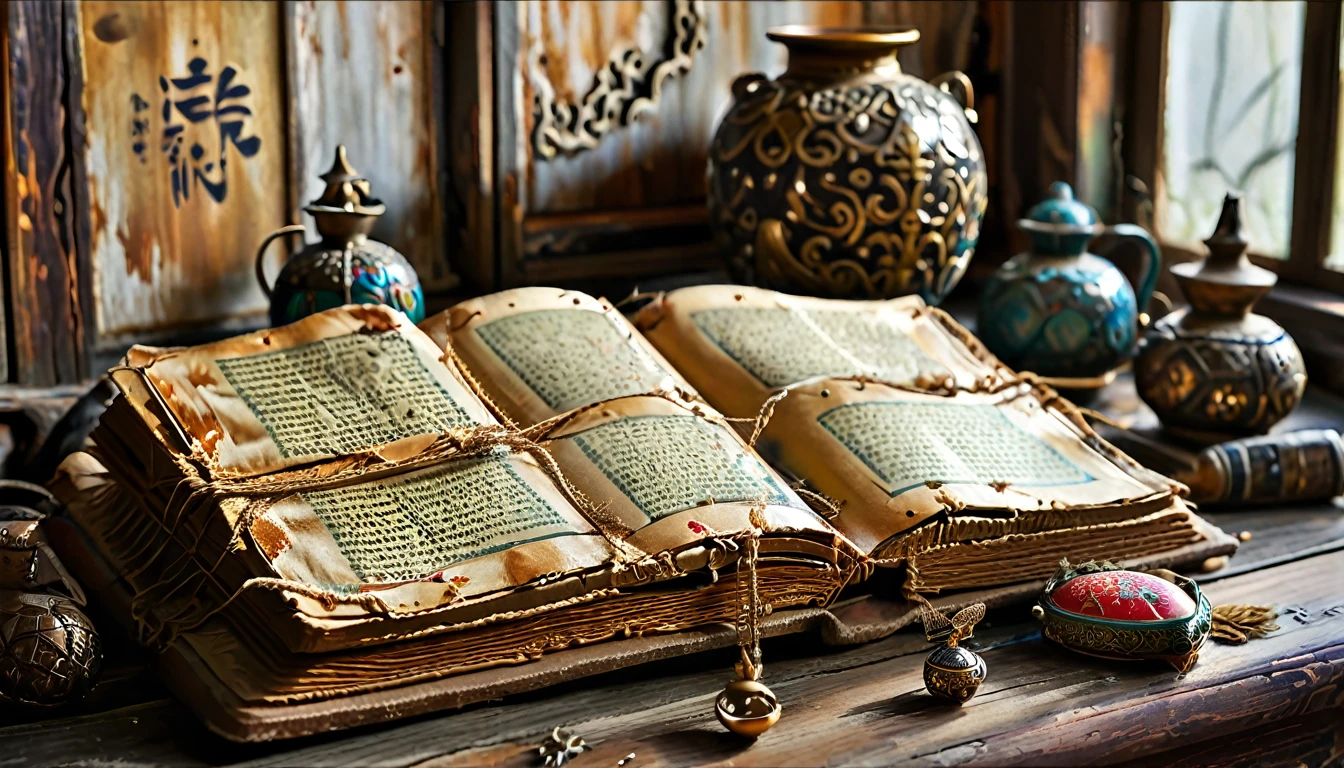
[0,591,102,709]
[923,644,986,705]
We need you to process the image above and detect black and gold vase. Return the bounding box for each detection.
[707,27,988,304]
[1135,193,1306,441]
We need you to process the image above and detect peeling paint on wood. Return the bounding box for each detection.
[287,0,457,292]
[78,0,287,338]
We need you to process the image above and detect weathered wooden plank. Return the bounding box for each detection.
[444,0,495,293]
[864,0,977,80]
[77,0,288,341]
[285,0,458,293]
[518,1,867,216]
[3,0,88,385]
[3,550,1339,767]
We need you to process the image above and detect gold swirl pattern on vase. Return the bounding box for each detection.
[708,66,988,303]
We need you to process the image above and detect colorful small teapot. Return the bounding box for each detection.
[977,182,1160,381]
[255,146,424,327]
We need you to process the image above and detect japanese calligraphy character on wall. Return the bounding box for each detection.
[130,56,262,208]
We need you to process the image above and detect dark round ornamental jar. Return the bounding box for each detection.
[708,27,987,304]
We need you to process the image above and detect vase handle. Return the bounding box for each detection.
[730,72,769,102]
[1105,223,1162,319]
[931,70,977,123]
[254,224,306,299]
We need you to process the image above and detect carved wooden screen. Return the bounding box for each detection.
[485,1,870,288]
[1,0,456,386]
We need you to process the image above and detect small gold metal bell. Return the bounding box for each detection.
[715,678,780,738]
[715,644,780,738]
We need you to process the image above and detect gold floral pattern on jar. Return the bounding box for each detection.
[707,27,987,304]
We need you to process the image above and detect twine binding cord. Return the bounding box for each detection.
[124,374,794,645]
[125,414,635,647]
[732,500,771,683]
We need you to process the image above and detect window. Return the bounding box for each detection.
[1136,1,1344,293]
[1160,1,1304,259]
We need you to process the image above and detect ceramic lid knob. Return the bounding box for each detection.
[1019,181,1100,231]
[306,145,387,220]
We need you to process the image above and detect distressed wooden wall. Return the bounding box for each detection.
[520,1,866,216]
[286,0,457,292]
[487,0,982,289]
[2,0,456,385]
[3,0,92,385]
[78,0,288,342]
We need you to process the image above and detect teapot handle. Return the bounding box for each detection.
[254,224,307,299]
[931,70,977,123]
[1105,223,1162,320]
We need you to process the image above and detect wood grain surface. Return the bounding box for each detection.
[3,547,1340,768]
[286,0,457,293]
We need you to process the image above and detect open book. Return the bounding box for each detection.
[54,288,1232,740]
[630,286,1207,591]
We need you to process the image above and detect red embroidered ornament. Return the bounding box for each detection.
[1049,570,1197,622]
[1033,562,1213,672]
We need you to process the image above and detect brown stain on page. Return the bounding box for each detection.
[502,543,548,585]
[250,516,292,561]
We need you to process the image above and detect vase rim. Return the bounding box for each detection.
[766,25,921,50]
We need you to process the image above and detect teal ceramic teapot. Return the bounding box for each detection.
[976,182,1160,381]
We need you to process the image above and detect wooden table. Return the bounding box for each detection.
[5,388,1343,767]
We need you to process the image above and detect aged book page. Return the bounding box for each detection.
[101,306,625,624]
[98,304,860,653]
[114,306,493,477]
[632,285,1005,420]
[425,289,862,564]
[423,287,694,426]
[754,379,1176,555]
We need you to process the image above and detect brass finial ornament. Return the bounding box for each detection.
[921,602,987,704]
[254,145,425,326]
[310,145,386,216]
[714,507,781,738]
[1135,192,1306,441]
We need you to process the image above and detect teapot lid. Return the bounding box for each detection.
[304,145,387,218]
[1170,192,1276,289]
[1018,182,1102,235]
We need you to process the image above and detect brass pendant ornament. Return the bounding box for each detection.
[921,602,987,705]
[715,506,781,738]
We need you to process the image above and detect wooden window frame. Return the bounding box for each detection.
[1127,0,1344,295]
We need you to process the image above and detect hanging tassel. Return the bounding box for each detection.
[1211,604,1279,644]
